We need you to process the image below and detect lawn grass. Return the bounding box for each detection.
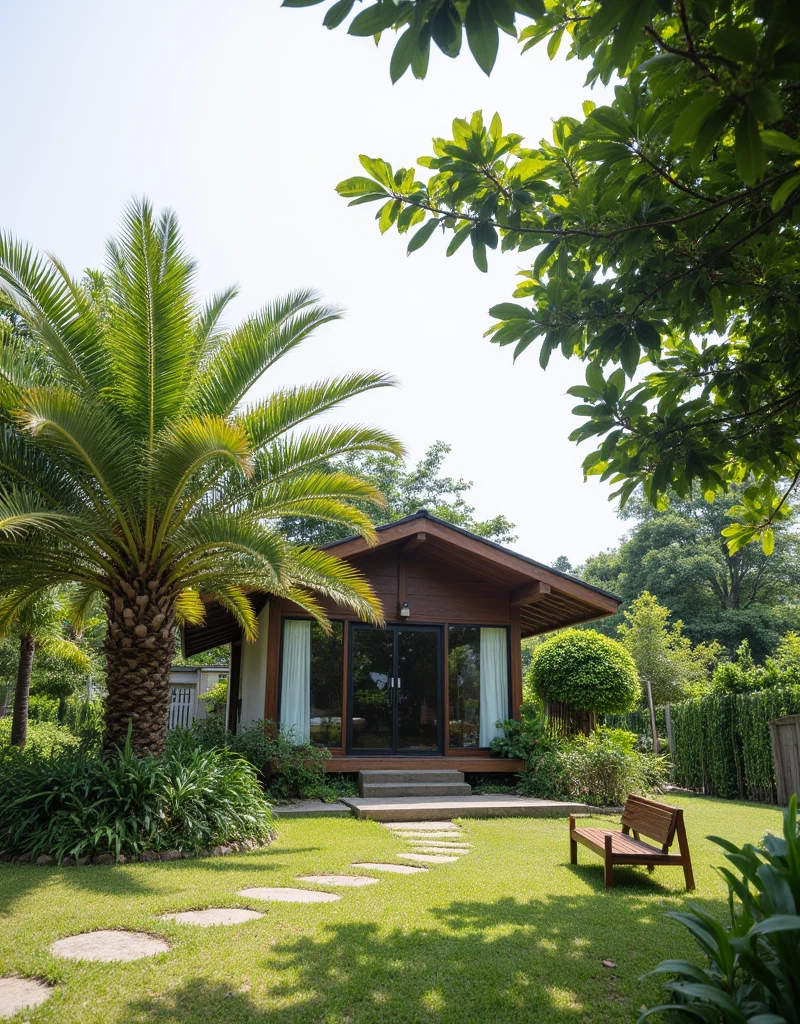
[0,794,784,1023]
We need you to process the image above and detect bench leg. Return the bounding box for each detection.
[676,812,695,890]
[647,864,655,874]
[604,835,613,889]
[569,815,577,865]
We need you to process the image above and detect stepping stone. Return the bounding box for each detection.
[397,852,460,864]
[160,908,264,926]
[352,862,428,874]
[409,847,469,856]
[385,822,460,831]
[0,978,52,1018]
[238,887,340,903]
[295,874,378,887]
[389,830,464,838]
[51,930,168,962]
[407,841,472,849]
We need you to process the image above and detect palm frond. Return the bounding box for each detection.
[194,285,239,359]
[254,425,403,483]
[166,514,288,588]
[213,585,258,642]
[63,582,104,634]
[105,198,198,445]
[0,486,77,538]
[237,372,401,450]
[175,588,206,627]
[193,290,341,416]
[286,546,384,626]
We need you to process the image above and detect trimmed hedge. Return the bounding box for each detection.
[609,685,800,803]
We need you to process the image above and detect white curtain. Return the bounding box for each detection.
[479,627,508,747]
[280,619,311,743]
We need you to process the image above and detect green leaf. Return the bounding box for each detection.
[633,320,661,350]
[710,287,726,334]
[546,27,564,60]
[406,218,439,254]
[748,914,800,936]
[761,527,774,555]
[281,0,325,6]
[771,174,800,213]
[390,27,417,83]
[713,25,758,63]
[619,333,640,377]
[671,93,726,150]
[323,0,355,29]
[747,85,783,125]
[335,175,389,199]
[489,302,531,320]
[445,225,472,256]
[349,3,405,37]
[759,130,800,155]
[465,0,499,76]
[359,155,395,187]
[735,109,766,185]
[585,361,605,392]
[471,229,488,272]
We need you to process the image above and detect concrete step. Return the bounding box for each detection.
[361,782,473,798]
[339,794,588,822]
[358,769,466,785]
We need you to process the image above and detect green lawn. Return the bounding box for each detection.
[0,795,784,1023]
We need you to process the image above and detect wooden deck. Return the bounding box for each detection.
[325,756,525,773]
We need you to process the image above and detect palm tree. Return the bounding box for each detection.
[0,588,93,749]
[0,199,401,756]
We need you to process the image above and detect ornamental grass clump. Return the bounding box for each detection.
[0,731,274,863]
[529,628,640,736]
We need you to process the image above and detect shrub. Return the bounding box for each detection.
[516,727,670,807]
[0,717,80,757]
[178,717,343,802]
[530,629,640,719]
[198,680,227,714]
[640,795,800,1023]
[0,732,274,862]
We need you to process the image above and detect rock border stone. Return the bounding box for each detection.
[295,874,379,887]
[160,908,264,927]
[238,887,341,903]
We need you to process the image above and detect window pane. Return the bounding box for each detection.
[448,626,481,748]
[309,621,343,746]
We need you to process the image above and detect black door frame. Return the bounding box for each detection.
[346,623,444,756]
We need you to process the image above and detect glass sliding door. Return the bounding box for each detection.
[396,629,439,751]
[348,625,442,754]
[350,628,394,750]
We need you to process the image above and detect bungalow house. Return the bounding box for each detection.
[182,511,620,773]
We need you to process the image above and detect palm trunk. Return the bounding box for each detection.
[10,634,35,749]
[103,572,176,757]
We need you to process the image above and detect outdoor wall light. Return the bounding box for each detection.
[400,602,410,618]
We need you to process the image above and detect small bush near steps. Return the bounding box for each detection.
[0,732,274,865]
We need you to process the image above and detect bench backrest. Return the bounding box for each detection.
[621,794,679,848]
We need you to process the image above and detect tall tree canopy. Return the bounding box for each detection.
[281,440,517,545]
[580,486,800,658]
[286,0,800,552]
[0,199,401,755]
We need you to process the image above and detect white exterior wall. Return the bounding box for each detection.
[238,601,270,728]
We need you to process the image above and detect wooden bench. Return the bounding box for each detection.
[569,794,694,890]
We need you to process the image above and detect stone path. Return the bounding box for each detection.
[26,814,471,1005]
[0,978,52,1018]
[238,886,340,903]
[161,908,264,926]
[51,930,169,962]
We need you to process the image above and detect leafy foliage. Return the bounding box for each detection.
[618,592,721,704]
[529,627,640,714]
[198,679,228,713]
[0,731,274,862]
[641,795,800,1023]
[614,685,800,802]
[515,725,670,806]
[291,0,800,551]
[712,634,800,694]
[581,488,800,659]
[281,440,516,545]
[182,716,354,801]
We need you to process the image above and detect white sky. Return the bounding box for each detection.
[2,0,628,565]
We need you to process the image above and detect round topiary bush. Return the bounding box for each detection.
[529,629,640,730]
